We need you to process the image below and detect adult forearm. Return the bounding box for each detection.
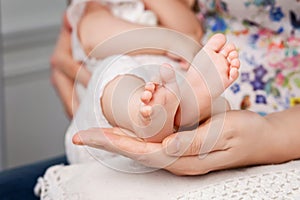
[264,106,300,161]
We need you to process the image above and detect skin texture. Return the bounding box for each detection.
[73,106,300,175]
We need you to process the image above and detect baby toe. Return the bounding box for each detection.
[205,33,227,52]
[220,43,236,57]
[228,51,239,61]
[140,105,152,118]
[229,67,239,81]
[145,82,156,93]
[141,90,153,104]
[179,60,190,71]
[160,63,176,82]
[230,58,240,69]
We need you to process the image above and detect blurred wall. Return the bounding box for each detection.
[1,0,69,169]
[0,2,4,170]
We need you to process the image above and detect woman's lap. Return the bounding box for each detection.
[0,155,67,200]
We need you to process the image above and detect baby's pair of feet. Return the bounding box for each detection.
[138,34,240,142]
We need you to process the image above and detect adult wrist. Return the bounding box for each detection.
[263,113,293,163]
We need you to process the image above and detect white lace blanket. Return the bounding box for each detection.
[35,160,300,199]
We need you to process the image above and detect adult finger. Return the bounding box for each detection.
[165,148,243,176]
[73,128,180,169]
[73,128,241,175]
[51,68,79,118]
[163,113,232,156]
[73,129,248,176]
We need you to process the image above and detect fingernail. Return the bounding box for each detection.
[166,137,180,155]
[72,134,83,145]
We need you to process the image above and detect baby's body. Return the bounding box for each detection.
[74,0,240,142]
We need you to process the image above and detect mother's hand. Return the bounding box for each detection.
[162,110,288,175]
[73,110,286,175]
[50,12,91,118]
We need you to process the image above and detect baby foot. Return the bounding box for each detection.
[175,34,240,127]
[183,33,240,100]
[201,33,240,93]
[138,64,180,142]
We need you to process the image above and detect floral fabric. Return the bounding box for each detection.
[198,0,300,115]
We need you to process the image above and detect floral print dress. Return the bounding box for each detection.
[198,0,300,115]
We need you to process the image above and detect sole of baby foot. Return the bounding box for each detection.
[137,64,180,142]
[203,33,240,89]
